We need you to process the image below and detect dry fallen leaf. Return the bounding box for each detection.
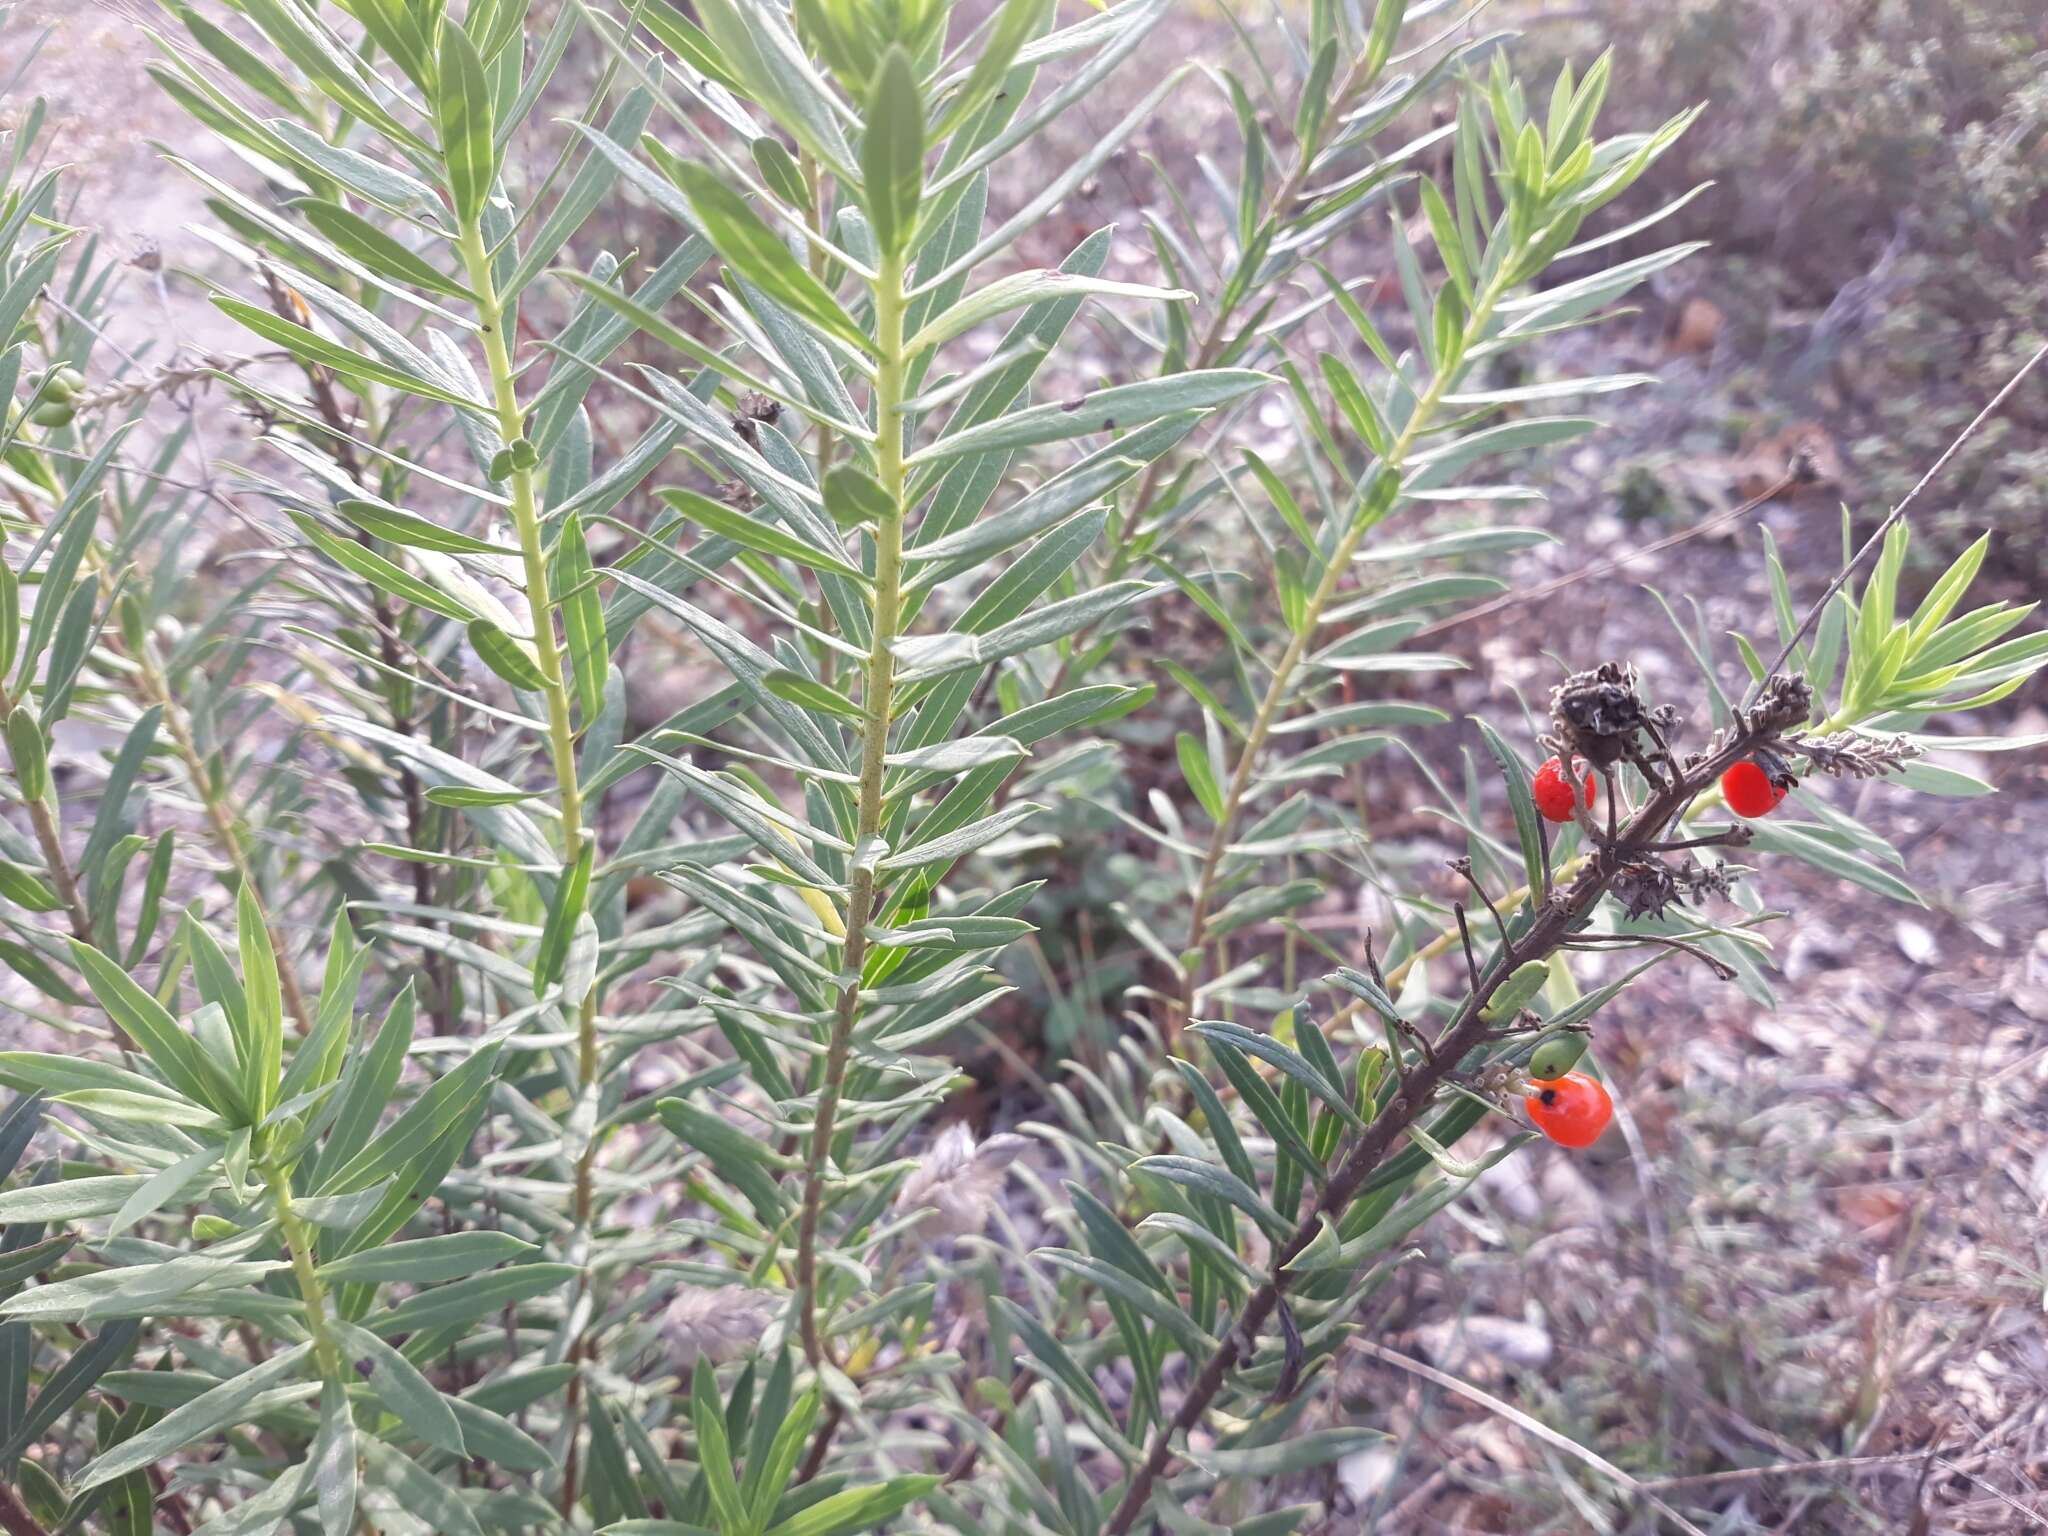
[1835,1184,1910,1241]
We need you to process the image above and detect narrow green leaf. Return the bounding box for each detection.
[672,160,868,350]
[316,1231,536,1286]
[235,883,282,1120]
[294,200,475,300]
[555,511,609,722]
[910,370,1269,466]
[762,1476,942,1536]
[74,1345,313,1491]
[657,488,865,580]
[68,942,241,1120]
[533,841,593,995]
[358,1264,579,1337]
[1176,732,1225,822]
[467,620,547,691]
[435,22,496,227]
[213,298,484,412]
[1475,719,1546,899]
[289,512,480,622]
[331,1320,465,1456]
[334,499,511,556]
[861,46,925,256]
[763,669,866,721]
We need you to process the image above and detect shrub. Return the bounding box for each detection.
[1546,0,2048,574]
[0,2,2040,1533]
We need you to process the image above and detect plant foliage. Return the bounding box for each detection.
[0,1,2039,1533]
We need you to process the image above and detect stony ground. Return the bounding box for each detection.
[11,2,2047,1531]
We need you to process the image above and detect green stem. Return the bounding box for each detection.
[454,219,596,1187]
[1176,264,1519,1033]
[795,246,908,1367]
[137,649,314,1037]
[1041,45,1376,702]
[266,1162,344,1382]
[456,220,600,1513]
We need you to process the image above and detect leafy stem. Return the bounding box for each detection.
[264,1161,344,1384]
[1175,260,1517,1034]
[1042,36,1381,699]
[135,643,315,1038]
[454,217,597,1196]
[1103,706,1775,1534]
[795,246,911,1367]
[456,216,605,1511]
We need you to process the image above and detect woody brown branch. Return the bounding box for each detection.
[1100,702,1783,1535]
[0,1481,47,1536]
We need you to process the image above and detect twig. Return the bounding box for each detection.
[1099,710,1776,1536]
[1453,904,1481,993]
[1638,1450,1928,1492]
[1414,466,1801,642]
[256,269,453,1033]
[793,1400,843,1486]
[0,1482,49,1536]
[942,1369,1034,1485]
[1758,337,2048,685]
[1347,1338,1711,1536]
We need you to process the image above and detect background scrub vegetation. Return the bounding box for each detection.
[0,0,2043,1532]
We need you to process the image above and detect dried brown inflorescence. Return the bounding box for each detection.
[1549,661,1652,767]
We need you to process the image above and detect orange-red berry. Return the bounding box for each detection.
[1531,757,1596,823]
[1524,1071,1613,1149]
[1721,759,1789,818]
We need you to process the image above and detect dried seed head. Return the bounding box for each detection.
[663,1284,780,1368]
[728,391,783,448]
[1611,855,1741,920]
[1745,672,1816,736]
[1611,858,1681,921]
[892,1122,1030,1239]
[1550,661,1650,766]
[1788,729,1921,780]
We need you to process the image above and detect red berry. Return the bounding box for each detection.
[1531,757,1596,823]
[1721,759,1789,818]
[1524,1071,1613,1149]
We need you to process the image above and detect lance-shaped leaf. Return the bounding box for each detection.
[909,370,1269,466]
[68,942,244,1120]
[73,1344,314,1490]
[671,159,868,351]
[435,22,495,227]
[555,510,610,722]
[213,299,485,413]
[861,45,924,256]
[657,487,865,580]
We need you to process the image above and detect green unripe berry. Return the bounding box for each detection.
[1528,1031,1589,1080]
